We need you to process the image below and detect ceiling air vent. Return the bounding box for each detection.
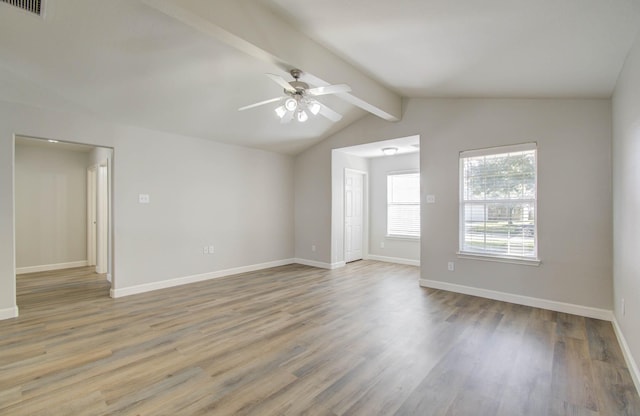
[1,0,43,16]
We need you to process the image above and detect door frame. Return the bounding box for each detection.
[87,165,97,267]
[87,160,109,276]
[96,160,109,276]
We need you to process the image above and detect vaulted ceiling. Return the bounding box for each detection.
[1,0,639,154]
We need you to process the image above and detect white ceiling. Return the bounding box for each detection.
[1,0,639,155]
[267,0,640,98]
[336,135,420,159]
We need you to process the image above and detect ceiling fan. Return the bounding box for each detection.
[238,69,351,123]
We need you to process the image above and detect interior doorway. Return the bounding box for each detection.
[332,135,420,268]
[14,136,114,311]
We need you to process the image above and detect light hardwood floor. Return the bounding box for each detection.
[1,261,639,415]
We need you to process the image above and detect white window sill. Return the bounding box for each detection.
[386,235,420,241]
[456,252,541,266]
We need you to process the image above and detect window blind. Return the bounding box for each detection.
[459,143,537,259]
[387,172,420,237]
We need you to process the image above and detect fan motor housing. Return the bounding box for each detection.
[288,80,309,94]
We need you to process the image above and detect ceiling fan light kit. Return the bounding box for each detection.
[239,69,351,123]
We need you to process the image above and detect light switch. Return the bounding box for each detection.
[139,194,150,204]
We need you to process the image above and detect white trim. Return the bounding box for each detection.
[96,162,108,274]
[0,306,19,320]
[367,255,420,267]
[612,317,640,396]
[294,258,345,269]
[111,259,296,298]
[385,235,420,241]
[387,168,419,175]
[459,142,537,158]
[457,252,541,266]
[16,260,89,275]
[330,261,346,269]
[87,165,97,267]
[419,279,613,321]
[344,168,368,175]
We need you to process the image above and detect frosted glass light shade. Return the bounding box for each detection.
[297,110,309,122]
[284,98,298,111]
[275,105,287,118]
[308,101,321,115]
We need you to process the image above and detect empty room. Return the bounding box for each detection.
[1,0,640,415]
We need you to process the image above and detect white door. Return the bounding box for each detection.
[87,166,97,267]
[345,170,364,262]
[96,163,108,274]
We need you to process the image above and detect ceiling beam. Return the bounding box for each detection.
[142,0,402,121]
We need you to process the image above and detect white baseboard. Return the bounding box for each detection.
[612,317,640,396]
[17,260,88,275]
[110,259,295,298]
[367,255,420,267]
[0,306,19,320]
[294,258,345,269]
[419,279,613,321]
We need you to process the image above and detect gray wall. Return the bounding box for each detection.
[295,98,612,310]
[15,142,89,269]
[113,127,294,288]
[368,152,420,262]
[612,34,640,380]
[0,100,294,316]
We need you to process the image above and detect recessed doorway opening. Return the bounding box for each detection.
[332,135,420,268]
[14,135,114,312]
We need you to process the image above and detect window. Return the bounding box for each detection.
[387,172,420,238]
[459,143,537,261]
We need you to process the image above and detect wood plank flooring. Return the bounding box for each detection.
[1,261,638,415]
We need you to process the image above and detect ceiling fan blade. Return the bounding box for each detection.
[238,97,282,111]
[318,102,343,122]
[280,111,294,124]
[306,84,351,96]
[266,73,296,93]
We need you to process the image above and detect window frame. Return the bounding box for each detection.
[386,170,421,239]
[458,143,540,265]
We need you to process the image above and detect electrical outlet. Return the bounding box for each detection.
[311,245,316,252]
[622,298,625,316]
[447,262,455,271]
[203,246,209,254]
[209,245,215,254]
[380,241,385,249]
